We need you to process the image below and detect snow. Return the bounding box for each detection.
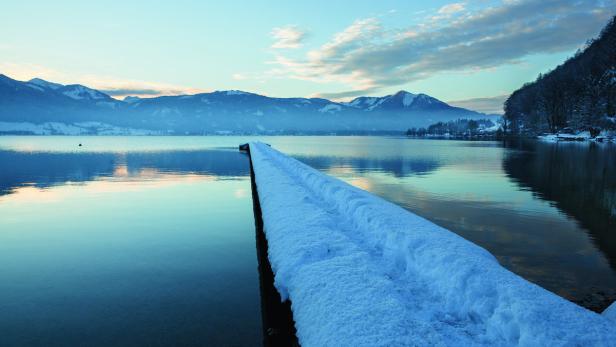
[538,131,615,143]
[25,83,44,92]
[123,96,141,104]
[0,121,158,135]
[28,78,63,90]
[402,92,416,107]
[362,97,378,106]
[367,97,387,111]
[62,85,106,100]
[225,90,249,96]
[0,122,84,135]
[248,141,616,347]
[319,104,342,113]
[348,97,378,108]
[415,94,434,104]
[484,124,501,132]
[603,302,616,322]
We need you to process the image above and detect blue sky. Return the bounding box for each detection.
[1,0,614,113]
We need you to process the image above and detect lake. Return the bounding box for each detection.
[1,136,615,346]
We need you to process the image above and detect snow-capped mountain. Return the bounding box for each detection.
[58,84,112,101]
[28,78,63,90]
[0,74,496,135]
[345,91,455,112]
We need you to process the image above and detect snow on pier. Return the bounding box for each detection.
[248,142,616,346]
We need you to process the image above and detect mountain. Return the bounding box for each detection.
[504,15,615,135]
[345,91,466,112]
[28,78,63,90]
[0,74,496,135]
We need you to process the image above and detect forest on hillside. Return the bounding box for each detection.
[406,118,498,137]
[503,16,616,136]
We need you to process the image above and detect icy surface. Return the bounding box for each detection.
[249,142,616,347]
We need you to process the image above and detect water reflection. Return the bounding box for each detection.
[0,149,249,196]
[296,155,441,177]
[2,135,616,331]
[0,145,261,346]
[503,140,616,308]
[0,148,440,197]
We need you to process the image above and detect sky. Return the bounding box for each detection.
[1,0,614,113]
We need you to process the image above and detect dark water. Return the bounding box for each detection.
[0,136,615,346]
[0,137,261,347]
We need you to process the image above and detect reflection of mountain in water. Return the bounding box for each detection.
[0,150,250,196]
[0,149,439,197]
[503,140,616,271]
[295,155,441,177]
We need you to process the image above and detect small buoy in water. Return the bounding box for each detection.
[78,143,82,147]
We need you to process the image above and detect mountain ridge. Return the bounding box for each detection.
[0,74,498,135]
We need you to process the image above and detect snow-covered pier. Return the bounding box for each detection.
[246,142,616,346]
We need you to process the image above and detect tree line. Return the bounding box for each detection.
[406,118,498,137]
[503,16,616,136]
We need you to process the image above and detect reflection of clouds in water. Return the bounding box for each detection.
[0,149,249,197]
[297,155,441,178]
[114,164,129,177]
[0,186,63,205]
[234,188,248,199]
[0,174,218,205]
[325,166,354,176]
[347,177,372,191]
[332,166,616,310]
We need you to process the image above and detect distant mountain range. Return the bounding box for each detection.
[0,74,498,135]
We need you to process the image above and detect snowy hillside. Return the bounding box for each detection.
[0,74,496,135]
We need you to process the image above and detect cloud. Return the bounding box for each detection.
[271,26,307,49]
[447,94,510,114]
[267,0,616,99]
[0,63,205,98]
[84,76,205,98]
[0,62,65,82]
[438,3,465,15]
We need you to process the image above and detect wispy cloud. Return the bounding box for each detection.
[448,94,510,114]
[83,76,206,98]
[0,62,65,82]
[437,2,465,15]
[267,0,615,99]
[271,25,307,49]
[0,63,205,98]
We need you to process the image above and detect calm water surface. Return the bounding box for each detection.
[1,136,615,346]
